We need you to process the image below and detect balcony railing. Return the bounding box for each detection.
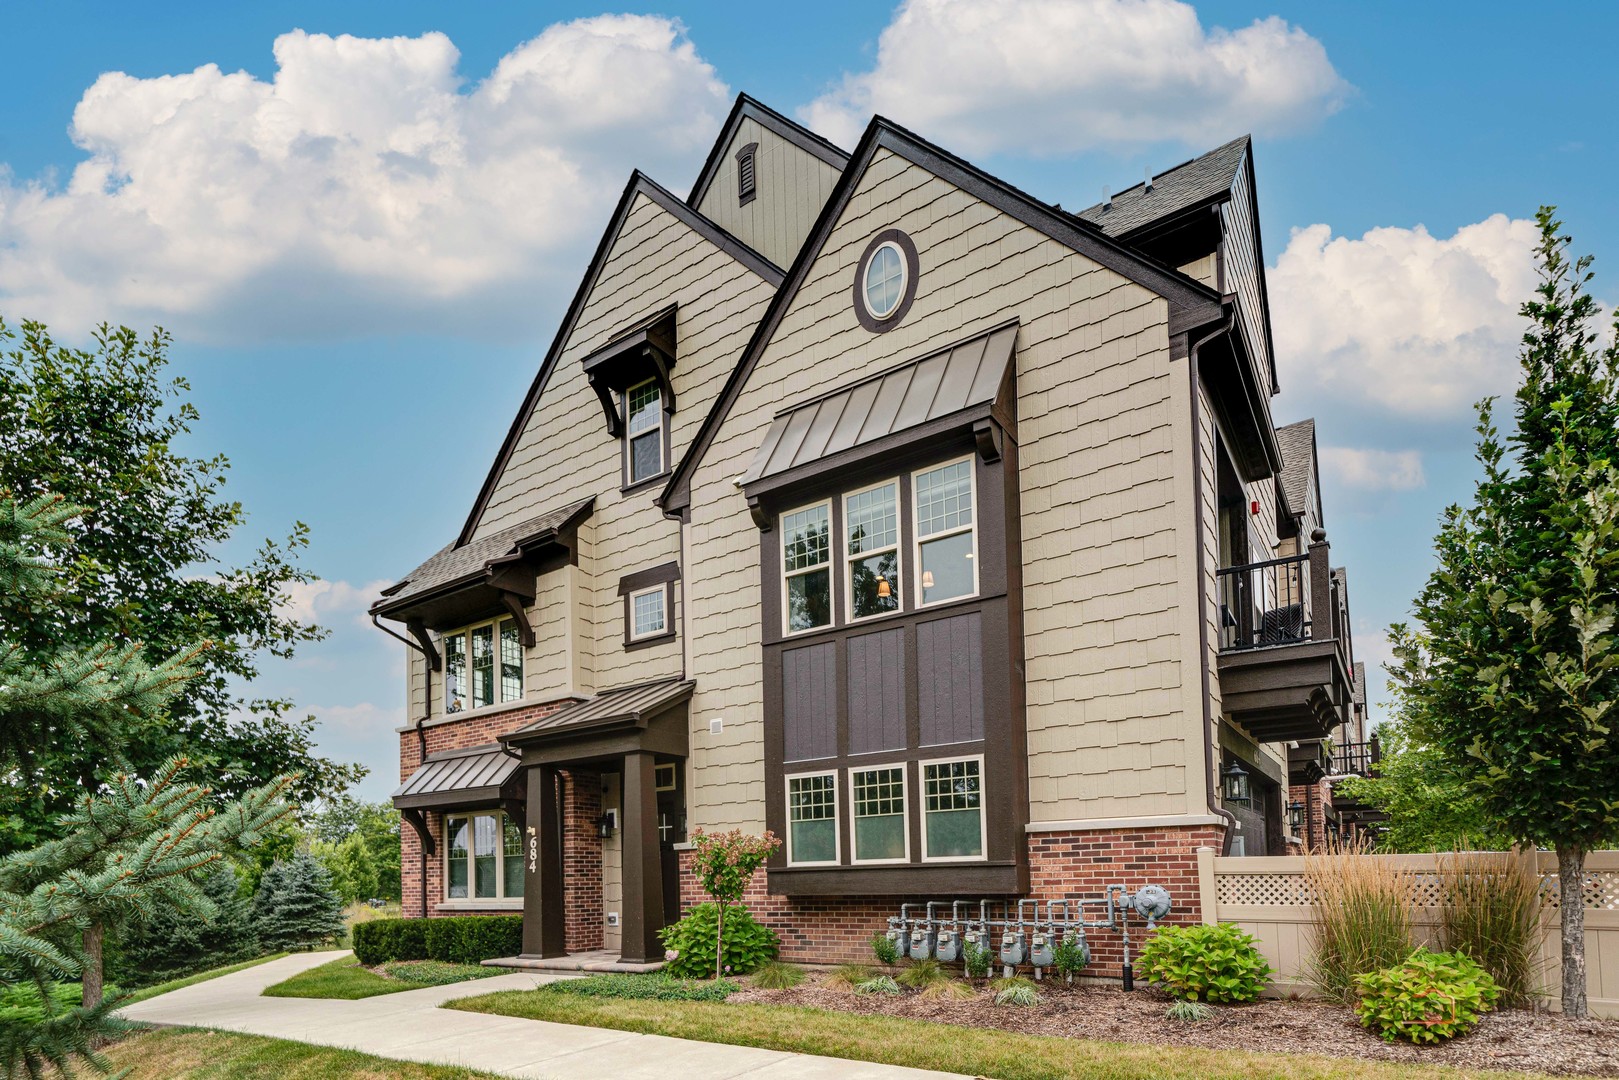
[1217,553,1312,650]
[1333,738,1381,778]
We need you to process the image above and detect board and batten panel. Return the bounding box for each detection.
[782,641,838,762]
[696,116,842,271]
[684,145,1193,832]
[847,628,906,754]
[916,612,984,746]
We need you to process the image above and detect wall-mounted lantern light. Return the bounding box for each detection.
[596,811,617,839]
[1221,762,1251,807]
[1287,799,1305,832]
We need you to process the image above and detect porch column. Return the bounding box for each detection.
[620,750,664,963]
[520,763,566,958]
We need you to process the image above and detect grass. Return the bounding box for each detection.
[448,989,1564,1080]
[261,955,496,1000]
[1439,851,1545,1007]
[1306,841,1416,1003]
[119,953,290,1006]
[823,963,874,990]
[99,1027,504,1079]
[748,960,804,989]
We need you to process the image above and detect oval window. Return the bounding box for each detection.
[863,242,906,320]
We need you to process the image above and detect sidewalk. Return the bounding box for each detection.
[118,951,965,1080]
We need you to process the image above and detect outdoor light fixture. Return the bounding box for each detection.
[1221,762,1252,807]
[596,811,616,839]
[1287,799,1305,832]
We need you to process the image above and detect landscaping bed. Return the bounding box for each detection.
[734,973,1619,1078]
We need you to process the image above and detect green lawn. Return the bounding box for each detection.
[101,1027,503,1079]
[262,955,498,1000]
[448,988,1561,1080]
[118,953,290,1006]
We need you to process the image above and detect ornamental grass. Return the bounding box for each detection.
[1305,839,1414,1003]
[1437,849,1544,1008]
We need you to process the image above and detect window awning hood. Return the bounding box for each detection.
[741,321,1018,494]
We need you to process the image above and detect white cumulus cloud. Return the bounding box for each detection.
[0,17,729,342]
[283,577,394,629]
[1270,214,1540,418]
[802,0,1349,155]
[1321,447,1425,492]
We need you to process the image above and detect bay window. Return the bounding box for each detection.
[914,458,977,605]
[442,617,523,713]
[782,503,831,633]
[444,811,524,901]
[846,482,900,620]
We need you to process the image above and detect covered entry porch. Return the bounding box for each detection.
[499,678,692,966]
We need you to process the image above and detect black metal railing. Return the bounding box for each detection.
[1333,738,1381,778]
[1216,553,1312,650]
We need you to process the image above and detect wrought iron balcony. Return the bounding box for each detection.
[1333,737,1381,779]
[1215,538,1354,743]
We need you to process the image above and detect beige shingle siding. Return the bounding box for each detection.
[685,148,1202,832]
[459,191,773,703]
[1179,254,1218,290]
[696,117,841,271]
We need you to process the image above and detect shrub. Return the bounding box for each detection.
[252,854,346,952]
[350,916,519,966]
[870,931,900,966]
[750,961,804,989]
[1438,851,1543,1008]
[1134,923,1270,1004]
[1167,999,1212,1022]
[110,864,260,988]
[962,940,993,979]
[1050,934,1090,981]
[825,964,874,991]
[992,976,1040,1006]
[685,829,780,980]
[542,973,738,1002]
[855,975,901,995]
[1304,842,1414,1003]
[1354,949,1500,1044]
[917,978,975,1001]
[659,903,778,979]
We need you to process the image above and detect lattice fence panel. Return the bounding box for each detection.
[1216,867,1616,912]
[1539,870,1619,911]
[1215,873,1313,907]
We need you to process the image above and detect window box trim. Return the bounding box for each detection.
[912,455,980,609]
[785,770,840,868]
[847,764,911,865]
[918,753,987,863]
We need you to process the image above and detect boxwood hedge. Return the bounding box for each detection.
[351,915,520,967]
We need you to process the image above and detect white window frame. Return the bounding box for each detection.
[780,499,833,637]
[862,240,908,321]
[627,584,668,641]
[911,455,979,608]
[440,616,523,714]
[847,764,910,865]
[784,770,840,867]
[442,809,524,905]
[843,479,903,624]
[918,754,987,863]
[623,378,665,486]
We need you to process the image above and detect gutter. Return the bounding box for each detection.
[1187,315,1241,855]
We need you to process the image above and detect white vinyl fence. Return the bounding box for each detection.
[1195,849,1619,1018]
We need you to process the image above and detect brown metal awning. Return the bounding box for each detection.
[742,321,1017,487]
[393,743,523,811]
[502,679,693,764]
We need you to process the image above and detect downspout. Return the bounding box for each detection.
[371,612,435,913]
[1187,317,1240,855]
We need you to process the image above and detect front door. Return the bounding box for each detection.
[654,759,686,922]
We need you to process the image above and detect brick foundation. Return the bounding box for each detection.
[677,825,1224,976]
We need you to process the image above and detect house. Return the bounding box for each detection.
[374,95,1360,968]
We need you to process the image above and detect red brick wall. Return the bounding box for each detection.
[562,769,604,951]
[676,825,1224,976]
[1287,780,1332,853]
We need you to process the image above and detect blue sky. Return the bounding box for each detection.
[3,1,1615,802]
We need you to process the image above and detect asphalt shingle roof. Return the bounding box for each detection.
[1276,418,1317,519]
[1075,136,1249,238]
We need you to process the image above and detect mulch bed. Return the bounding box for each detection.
[732,974,1619,1077]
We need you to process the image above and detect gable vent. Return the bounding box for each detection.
[736,142,759,205]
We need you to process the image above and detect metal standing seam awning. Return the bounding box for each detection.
[500,679,695,764]
[393,743,524,812]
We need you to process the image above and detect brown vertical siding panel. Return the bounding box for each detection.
[847,627,906,754]
[782,641,837,761]
[916,611,984,745]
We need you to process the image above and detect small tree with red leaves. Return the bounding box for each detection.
[686,828,780,980]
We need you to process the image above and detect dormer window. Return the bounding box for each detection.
[625,380,665,485]
[580,305,678,490]
[736,142,758,206]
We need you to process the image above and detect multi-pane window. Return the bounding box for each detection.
[625,380,664,485]
[851,767,906,862]
[846,482,899,620]
[630,585,667,640]
[914,458,976,605]
[443,811,525,901]
[922,758,984,859]
[782,503,831,633]
[442,617,522,713]
[786,773,837,865]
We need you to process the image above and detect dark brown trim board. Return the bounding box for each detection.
[456,170,784,548]
[661,114,1223,518]
[688,93,849,211]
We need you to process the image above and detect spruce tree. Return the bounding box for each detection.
[109,864,260,988]
[252,854,346,952]
[1389,208,1619,1017]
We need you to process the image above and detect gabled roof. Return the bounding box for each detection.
[661,115,1223,516]
[687,93,850,210]
[374,497,593,616]
[453,171,784,548]
[1276,418,1319,525]
[1353,661,1367,709]
[1075,136,1250,239]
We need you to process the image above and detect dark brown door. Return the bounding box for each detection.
[655,759,686,922]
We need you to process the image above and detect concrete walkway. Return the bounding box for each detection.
[118,951,964,1080]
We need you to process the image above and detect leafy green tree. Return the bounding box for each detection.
[685,828,780,980]
[1387,208,1619,1017]
[0,317,364,850]
[310,799,401,904]
[108,863,261,989]
[1336,722,1510,853]
[313,835,379,906]
[252,854,346,952]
